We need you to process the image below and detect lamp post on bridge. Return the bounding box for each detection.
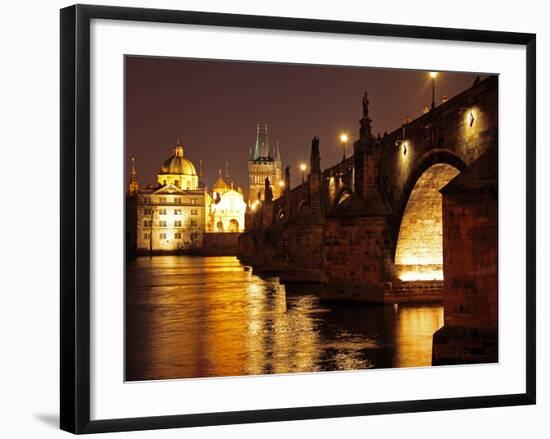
[340,133,349,161]
[300,163,307,183]
[430,71,438,110]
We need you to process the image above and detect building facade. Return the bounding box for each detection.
[132,141,206,253]
[248,124,283,205]
[207,173,247,232]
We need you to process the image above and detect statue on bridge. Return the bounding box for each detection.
[360,92,374,141]
[264,177,273,202]
[284,166,291,189]
[311,136,321,173]
[362,92,370,118]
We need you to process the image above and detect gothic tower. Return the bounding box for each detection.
[248,124,283,204]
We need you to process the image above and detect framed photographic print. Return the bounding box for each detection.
[60,4,536,434]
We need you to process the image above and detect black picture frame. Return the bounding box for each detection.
[60,4,536,434]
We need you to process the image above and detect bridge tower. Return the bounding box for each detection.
[248,124,283,204]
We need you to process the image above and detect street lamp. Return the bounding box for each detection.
[340,133,349,161]
[429,71,438,110]
[300,163,307,183]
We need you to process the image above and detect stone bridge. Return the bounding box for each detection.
[239,76,498,363]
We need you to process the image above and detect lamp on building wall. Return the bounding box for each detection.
[468,109,475,127]
[395,125,408,156]
[460,107,476,128]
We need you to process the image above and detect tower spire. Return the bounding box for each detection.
[253,124,261,159]
[253,123,271,159]
[225,160,230,179]
[128,157,139,195]
[264,124,270,157]
[275,141,281,162]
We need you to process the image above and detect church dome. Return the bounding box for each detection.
[159,143,197,176]
[212,176,230,192]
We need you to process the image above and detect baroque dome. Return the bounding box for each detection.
[212,176,230,192]
[159,143,197,176]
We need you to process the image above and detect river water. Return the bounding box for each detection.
[126,256,443,381]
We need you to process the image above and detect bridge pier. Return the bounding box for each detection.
[432,148,498,364]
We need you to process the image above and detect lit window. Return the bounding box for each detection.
[175,220,182,227]
[159,220,167,227]
[175,198,181,204]
[174,209,182,215]
[159,209,167,215]
[160,233,167,240]
[191,198,196,205]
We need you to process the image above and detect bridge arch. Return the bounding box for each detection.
[393,149,466,281]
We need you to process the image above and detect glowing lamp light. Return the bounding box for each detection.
[429,71,438,78]
[300,163,307,172]
[468,109,475,127]
[340,133,349,143]
[278,180,285,188]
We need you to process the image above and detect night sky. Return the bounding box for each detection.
[125,56,482,195]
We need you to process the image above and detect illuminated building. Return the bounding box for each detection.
[248,124,283,204]
[132,141,206,253]
[207,170,247,233]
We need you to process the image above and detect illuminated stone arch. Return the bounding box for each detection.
[394,150,466,281]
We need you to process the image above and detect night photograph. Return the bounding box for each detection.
[124,56,498,381]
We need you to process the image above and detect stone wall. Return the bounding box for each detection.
[202,232,242,256]
[279,222,324,282]
[321,215,394,302]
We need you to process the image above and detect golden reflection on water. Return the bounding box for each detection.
[125,256,443,381]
